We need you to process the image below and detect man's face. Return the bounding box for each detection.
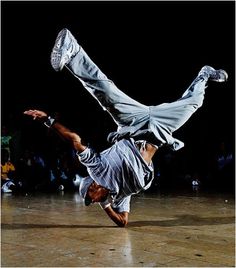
[86,181,109,204]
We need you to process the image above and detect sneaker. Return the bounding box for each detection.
[1,180,15,193]
[58,184,64,191]
[198,65,228,82]
[73,174,83,188]
[50,28,80,71]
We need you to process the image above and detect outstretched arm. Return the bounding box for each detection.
[23,109,87,153]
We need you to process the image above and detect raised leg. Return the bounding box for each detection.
[150,66,228,134]
[51,28,148,128]
[66,47,149,128]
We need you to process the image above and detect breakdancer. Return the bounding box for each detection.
[24,28,228,227]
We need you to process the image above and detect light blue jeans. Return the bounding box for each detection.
[66,47,208,150]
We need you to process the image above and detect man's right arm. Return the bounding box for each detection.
[23,109,87,153]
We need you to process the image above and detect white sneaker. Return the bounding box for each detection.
[50,28,80,71]
[1,180,15,193]
[198,65,228,82]
[73,174,83,188]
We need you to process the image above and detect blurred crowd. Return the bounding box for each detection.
[1,118,234,195]
[1,123,85,194]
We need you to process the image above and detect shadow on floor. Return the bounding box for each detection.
[1,214,235,230]
[128,214,235,227]
[1,223,117,229]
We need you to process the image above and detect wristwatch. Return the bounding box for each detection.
[43,116,55,128]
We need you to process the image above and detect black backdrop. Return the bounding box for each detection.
[1,1,235,186]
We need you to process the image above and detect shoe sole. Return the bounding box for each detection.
[211,69,228,82]
[50,28,68,71]
[200,66,228,82]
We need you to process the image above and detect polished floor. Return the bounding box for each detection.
[1,189,235,267]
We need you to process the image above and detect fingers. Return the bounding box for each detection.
[23,109,37,115]
[23,110,37,120]
[23,110,34,116]
[23,109,47,120]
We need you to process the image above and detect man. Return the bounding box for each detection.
[24,28,228,227]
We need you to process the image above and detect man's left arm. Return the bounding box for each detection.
[99,196,130,227]
[103,205,129,227]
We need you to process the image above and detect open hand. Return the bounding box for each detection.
[23,109,48,120]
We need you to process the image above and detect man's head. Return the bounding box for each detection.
[79,177,109,206]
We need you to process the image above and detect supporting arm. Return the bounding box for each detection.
[99,201,129,227]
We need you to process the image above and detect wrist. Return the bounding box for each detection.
[43,116,55,128]
[99,200,111,210]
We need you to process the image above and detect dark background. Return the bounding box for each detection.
[1,1,235,190]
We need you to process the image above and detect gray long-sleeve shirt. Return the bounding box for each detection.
[77,138,154,212]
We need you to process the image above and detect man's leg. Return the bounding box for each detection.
[150,66,228,134]
[51,28,148,128]
[67,47,150,128]
[50,29,228,144]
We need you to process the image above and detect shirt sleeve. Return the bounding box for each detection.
[112,195,131,213]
